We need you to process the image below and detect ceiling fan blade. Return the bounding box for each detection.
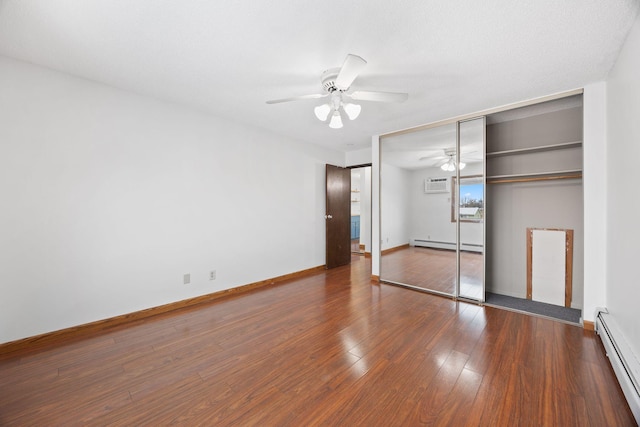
[419,155,448,161]
[266,94,327,104]
[335,54,367,90]
[349,90,408,103]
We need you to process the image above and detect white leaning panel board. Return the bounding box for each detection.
[531,229,565,306]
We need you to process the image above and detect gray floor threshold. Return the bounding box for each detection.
[485,292,581,324]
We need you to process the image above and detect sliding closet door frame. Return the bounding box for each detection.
[455,116,486,303]
[377,117,486,303]
[455,120,461,299]
[378,89,582,304]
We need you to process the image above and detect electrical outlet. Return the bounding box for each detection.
[183,273,190,285]
[210,270,216,280]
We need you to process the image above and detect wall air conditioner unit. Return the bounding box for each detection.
[424,177,450,194]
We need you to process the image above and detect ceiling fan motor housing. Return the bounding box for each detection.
[321,68,343,93]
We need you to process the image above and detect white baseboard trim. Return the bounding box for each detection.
[411,238,483,253]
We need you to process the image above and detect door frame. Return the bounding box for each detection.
[348,164,372,256]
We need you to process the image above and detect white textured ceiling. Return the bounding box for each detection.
[0,0,638,152]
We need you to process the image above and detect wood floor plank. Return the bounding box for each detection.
[0,255,635,426]
[435,367,484,426]
[417,349,471,424]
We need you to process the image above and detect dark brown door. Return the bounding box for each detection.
[326,164,351,269]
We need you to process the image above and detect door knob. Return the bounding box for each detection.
[325,214,333,219]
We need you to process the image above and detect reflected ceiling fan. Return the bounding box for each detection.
[419,148,483,171]
[266,54,408,129]
[439,149,466,171]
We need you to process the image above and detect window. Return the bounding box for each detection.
[451,175,484,222]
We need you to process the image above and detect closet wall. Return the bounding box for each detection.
[486,102,584,308]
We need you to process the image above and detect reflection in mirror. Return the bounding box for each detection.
[458,118,485,300]
[380,123,458,296]
[451,176,484,223]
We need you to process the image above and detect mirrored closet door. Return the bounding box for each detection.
[457,117,485,301]
[379,117,485,301]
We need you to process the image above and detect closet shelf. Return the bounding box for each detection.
[486,141,582,158]
[487,169,582,184]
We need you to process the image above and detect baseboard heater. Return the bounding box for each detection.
[412,239,483,253]
[595,309,640,423]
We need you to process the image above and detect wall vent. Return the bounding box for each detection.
[424,177,450,193]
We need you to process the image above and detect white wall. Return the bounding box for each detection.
[487,180,584,304]
[380,163,411,251]
[0,56,343,344]
[357,167,372,253]
[372,136,381,275]
[583,82,607,321]
[605,13,640,357]
[346,147,372,167]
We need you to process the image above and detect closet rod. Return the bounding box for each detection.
[487,170,582,184]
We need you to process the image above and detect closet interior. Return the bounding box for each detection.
[379,93,584,323]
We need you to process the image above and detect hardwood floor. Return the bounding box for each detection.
[381,246,455,294]
[0,255,635,426]
[381,246,483,299]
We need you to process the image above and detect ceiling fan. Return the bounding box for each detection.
[439,149,466,171]
[419,148,474,171]
[266,54,408,129]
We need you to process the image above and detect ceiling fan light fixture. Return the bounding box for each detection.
[440,156,466,171]
[314,103,331,121]
[329,110,343,129]
[343,103,361,120]
[441,161,455,172]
